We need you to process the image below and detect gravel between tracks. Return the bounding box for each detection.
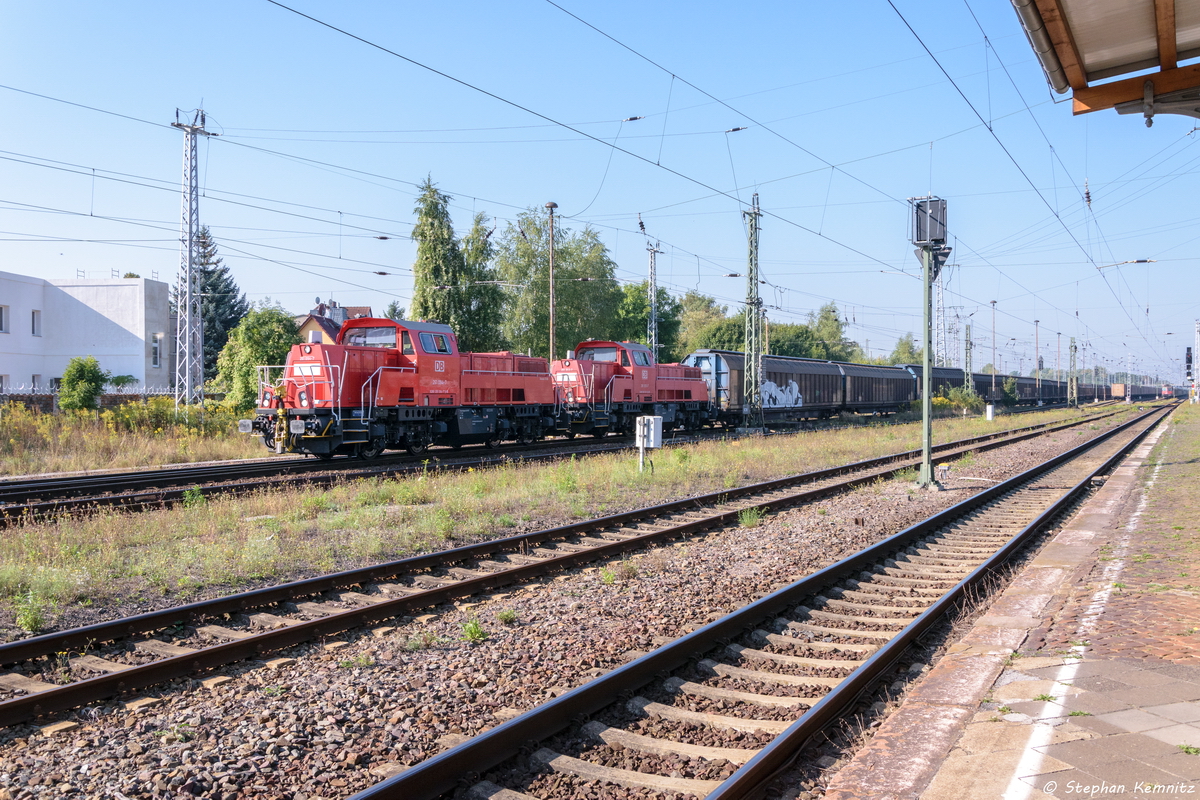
[0,425,1113,799]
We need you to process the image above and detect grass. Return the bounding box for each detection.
[1179,744,1200,756]
[0,406,1133,634]
[338,653,375,669]
[1033,693,1057,702]
[738,507,766,528]
[460,618,488,644]
[496,609,518,625]
[1069,710,1092,717]
[0,398,263,476]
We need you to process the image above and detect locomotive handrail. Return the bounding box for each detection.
[462,370,552,377]
[360,365,417,423]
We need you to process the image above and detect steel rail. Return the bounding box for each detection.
[345,404,1169,800]
[705,405,1170,800]
[0,409,1116,667]
[0,408,1137,726]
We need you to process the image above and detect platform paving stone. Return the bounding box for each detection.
[818,408,1200,800]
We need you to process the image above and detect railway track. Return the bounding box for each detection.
[343,403,1171,800]
[0,407,1118,524]
[0,406,1140,728]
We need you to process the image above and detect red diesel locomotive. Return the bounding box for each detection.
[551,340,709,435]
[241,320,711,458]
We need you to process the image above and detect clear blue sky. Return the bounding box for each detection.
[2,1,1196,382]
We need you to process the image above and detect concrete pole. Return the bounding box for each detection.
[991,300,997,400]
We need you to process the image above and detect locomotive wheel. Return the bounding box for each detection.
[592,428,608,438]
[406,440,427,455]
[314,450,335,461]
[484,437,501,449]
[563,431,576,439]
[358,439,385,459]
[517,430,535,445]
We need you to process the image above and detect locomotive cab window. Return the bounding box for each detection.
[419,332,454,354]
[620,350,631,366]
[401,331,414,355]
[578,346,617,362]
[344,327,397,348]
[632,351,651,366]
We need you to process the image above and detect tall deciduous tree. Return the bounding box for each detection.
[493,208,621,359]
[888,333,923,364]
[409,179,504,352]
[807,302,859,362]
[677,291,728,358]
[693,314,745,352]
[213,304,300,411]
[195,226,249,382]
[613,281,683,362]
[767,322,820,358]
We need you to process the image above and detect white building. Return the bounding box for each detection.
[0,270,173,393]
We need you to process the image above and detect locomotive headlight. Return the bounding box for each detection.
[299,390,309,408]
[303,345,312,353]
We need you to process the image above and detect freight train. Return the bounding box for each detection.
[241,318,1160,458]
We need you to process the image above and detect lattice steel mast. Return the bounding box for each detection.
[172,109,216,407]
[647,240,662,361]
[742,193,764,430]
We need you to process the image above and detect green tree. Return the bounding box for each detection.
[122,272,140,279]
[213,304,300,411]
[807,302,859,361]
[493,208,622,359]
[410,177,464,327]
[888,333,923,365]
[980,363,997,374]
[693,314,745,351]
[59,356,109,410]
[612,281,683,362]
[456,211,505,352]
[1001,376,1020,406]
[409,180,504,352]
[677,291,728,358]
[768,322,820,358]
[195,226,249,382]
[383,301,405,321]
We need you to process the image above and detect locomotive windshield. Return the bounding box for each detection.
[344,327,397,348]
[419,332,454,354]
[577,346,618,362]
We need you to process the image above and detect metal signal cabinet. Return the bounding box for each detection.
[551,340,709,436]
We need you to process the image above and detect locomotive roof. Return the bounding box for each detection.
[339,317,455,337]
[575,339,652,352]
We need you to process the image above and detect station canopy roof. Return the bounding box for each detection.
[1011,0,1200,122]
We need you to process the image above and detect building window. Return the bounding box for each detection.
[0,305,7,332]
[151,333,162,368]
[0,375,7,393]
[31,375,40,391]
[31,309,41,336]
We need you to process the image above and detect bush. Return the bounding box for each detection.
[59,356,108,410]
[1002,377,1020,407]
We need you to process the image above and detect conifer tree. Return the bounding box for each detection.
[194,226,249,381]
[409,179,504,352]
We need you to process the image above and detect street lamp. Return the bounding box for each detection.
[546,202,558,360]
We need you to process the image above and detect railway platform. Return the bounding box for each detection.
[821,405,1200,800]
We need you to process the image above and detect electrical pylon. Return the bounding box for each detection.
[172,109,216,407]
[742,193,764,431]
